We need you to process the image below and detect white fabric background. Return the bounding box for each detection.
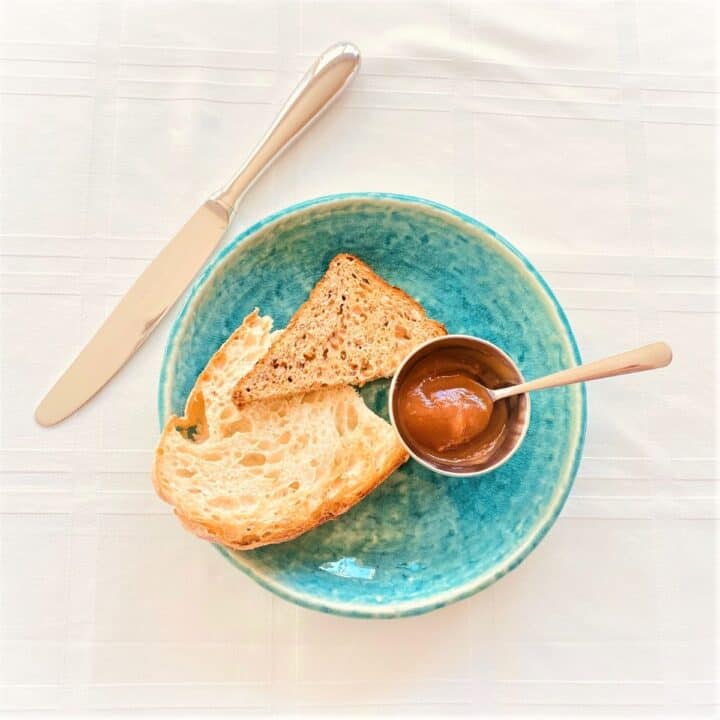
[0,0,716,716]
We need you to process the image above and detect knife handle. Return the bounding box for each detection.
[211,42,361,215]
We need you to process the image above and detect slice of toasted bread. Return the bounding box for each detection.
[232,254,446,406]
[153,309,408,550]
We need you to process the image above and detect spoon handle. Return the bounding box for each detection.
[491,341,673,402]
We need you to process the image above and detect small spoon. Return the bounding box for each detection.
[475,340,673,431]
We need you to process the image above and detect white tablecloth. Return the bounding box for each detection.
[0,0,716,716]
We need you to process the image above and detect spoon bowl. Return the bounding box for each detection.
[388,335,531,477]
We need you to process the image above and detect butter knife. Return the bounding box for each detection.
[35,42,360,427]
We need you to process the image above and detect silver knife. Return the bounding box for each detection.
[35,42,361,427]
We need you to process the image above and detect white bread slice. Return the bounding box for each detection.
[153,309,408,550]
[232,254,446,406]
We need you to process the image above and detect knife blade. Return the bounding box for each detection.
[35,201,228,426]
[35,42,361,426]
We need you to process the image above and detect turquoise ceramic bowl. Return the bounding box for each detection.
[158,193,586,618]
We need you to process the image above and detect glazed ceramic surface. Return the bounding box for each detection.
[158,193,586,618]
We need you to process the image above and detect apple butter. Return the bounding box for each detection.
[395,346,513,464]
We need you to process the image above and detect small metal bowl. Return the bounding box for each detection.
[388,335,531,477]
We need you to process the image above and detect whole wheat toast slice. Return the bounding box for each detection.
[232,254,446,406]
[153,309,408,550]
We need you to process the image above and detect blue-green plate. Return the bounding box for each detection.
[158,193,586,618]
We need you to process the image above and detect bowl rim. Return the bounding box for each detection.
[157,191,587,619]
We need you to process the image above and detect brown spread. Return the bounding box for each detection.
[395,346,512,464]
